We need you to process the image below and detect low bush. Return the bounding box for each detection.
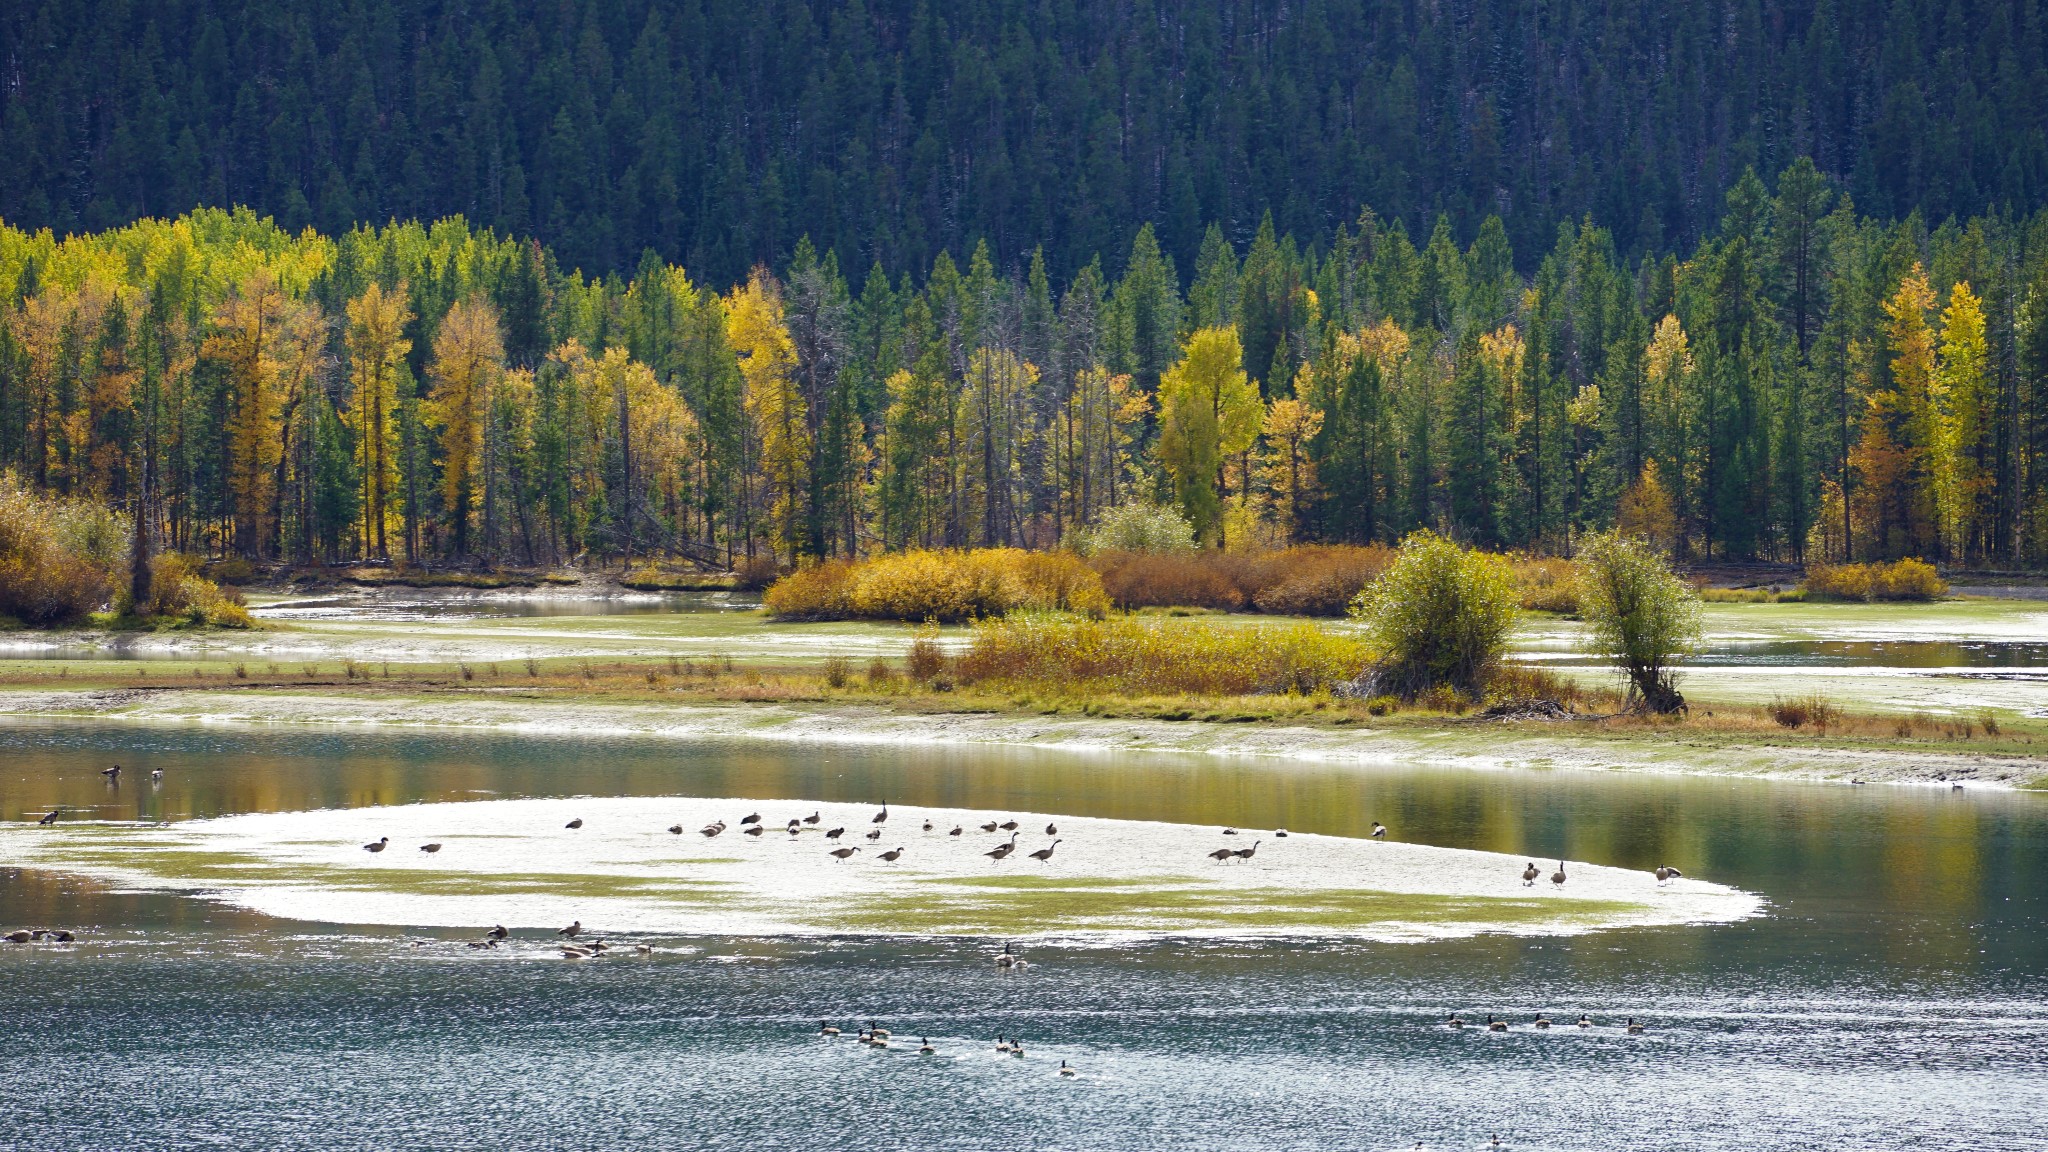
[140,553,253,628]
[1767,692,1839,730]
[1512,554,1582,613]
[764,549,1110,622]
[0,473,126,626]
[1072,502,1196,555]
[955,614,1372,696]
[1350,531,1520,699]
[1802,558,1949,601]
[1092,544,1393,615]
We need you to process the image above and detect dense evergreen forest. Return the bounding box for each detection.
[8,0,2048,285]
[7,157,2048,571]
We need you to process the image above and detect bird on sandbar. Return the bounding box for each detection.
[1044,822,1057,836]
[979,821,1000,833]
[701,822,726,838]
[949,826,964,837]
[1551,862,1567,888]
[1029,840,1061,863]
[1208,846,1235,862]
[872,802,890,825]
[984,834,1018,861]
[1274,828,1288,838]
[37,808,61,826]
[1371,822,1387,839]
[556,920,582,937]
[362,837,389,853]
[486,925,509,940]
[999,819,1019,832]
[151,767,163,781]
[864,827,883,841]
[1522,862,1540,886]
[1232,840,1261,863]
[802,811,821,825]
[829,846,861,862]
[923,820,934,832]
[418,843,442,854]
[1655,866,1683,884]
[668,823,685,835]
[878,846,905,863]
[565,818,583,829]
[743,824,765,837]
[825,827,846,841]
[740,813,761,825]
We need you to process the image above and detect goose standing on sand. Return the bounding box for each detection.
[787,821,803,837]
[1655,866,1683,884]
[1208,846,1235,862]
[557,920,582,937]
[740,813,761,825]
[829,846,861,862]
[803,811,821,825]
[985,833,1019,861]
[37,808,61,826]
[864,827,883,841]
[1045,822,1058,836]
[362,837,389,853]
[999,819,1019,831]
[980,821,1000,833]
[565,818,583,829]
[1233,840,1261,863]
[701,822,725,838]
[1521,862,1540,886]
[1029,840,1062,863]
[418,843,442,854]
[923,820,934,833]
[1371,822,1387,839]
[950,826,964,837]
[668,823,686,835]
[743,824,766,837]
[1551,862,1567,888]
[826,827,846,841]
[878,847,905,863]
[873,802,890,825]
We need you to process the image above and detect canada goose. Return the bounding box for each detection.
[1626,1017,1645,1034]
[556,921,582,937]
[1487,1015,1507,1032]
[863,827,884,841]
[980,821,1000,833]
[919,1038,936,1055]
[803,811,821,825]
[3,930,30,944]
[1233,840,1261,862]
[869,1034,890,1048]
[565,818,583,829]
[1952,781,1965,791]
[829,846,861,861]
[868,1022,891,1038]
[1274,829,1288,837]
[922,820,934,832]
[668,824,685,835]
[743,825,765,837]
[1044,822,1057,835]
[419,843,442,854]
[587,939,611,953]
[995,942,1017,968]
[873,802,889,824]
[1208,847,1235,862]
[985,834,1019,860]
[878,846,905,863]
[101,764,121,779]
[363,837,389,853]
[995,1036,1011,1053]
[46,929,74,943]
[560,945,593,959]
[467,939,496,949]
[1010,1039,1026,1057]
[950,826,964,836]
[1533,1013,1551,1029]
[150,767,163,781]
[740,813,761,825]
[1551,862,1567,888]
[634,943,652,954]
[825,827,846,840]
[1222,828,1238,836]
[1371,822,1387,839]
[1576,1014,1592,1028]
[787,823,803,836]
[1655,866,1683,884]
[36,808,60,825]
[819,1021,841,1036]
[1446,1013,1465,1029]
[1029,839,1061,862]
[701,823,724,838]
[1058,1059,1076,1077]
[999,819,1019,831]
[486,925,509,940]
[1521,862,1540,886]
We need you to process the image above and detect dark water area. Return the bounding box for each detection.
[2,722,2044,1150]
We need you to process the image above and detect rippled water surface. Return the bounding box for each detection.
[3,722,2044,1150]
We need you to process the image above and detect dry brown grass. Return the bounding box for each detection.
[953,614,1373,696]
[764,549,1109,622]
[1090,544,1394,615]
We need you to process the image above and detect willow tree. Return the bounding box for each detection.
[345,282,413,560]
[726,271,809,561]
[1575,529,1702,713]
[427,297,506,558]
[1158,326,1261,544]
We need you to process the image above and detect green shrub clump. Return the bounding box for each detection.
[0,473,127,625]
[764,549,1109,622]
[1801,559,1948,601]
[140,554,253,628]
[956,614,1370,696]
[1072,502,1197,555]
[1575,530,1701,713]
[1349,531,1520,699]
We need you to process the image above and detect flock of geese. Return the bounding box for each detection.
[815,1016,1079,1078]
[1445,1012,1649,1034]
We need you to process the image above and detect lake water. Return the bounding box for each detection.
[2,721,2044,1150]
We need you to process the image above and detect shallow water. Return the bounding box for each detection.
[248,588,760,621]
[2,722,2044,1149]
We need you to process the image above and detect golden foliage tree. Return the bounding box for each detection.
[426,297,505,556]
[1932,281,1990,559]
[345,283,413,560]
[206,270,320,557]
[726,271,809,560]
[1158,326,1263,544]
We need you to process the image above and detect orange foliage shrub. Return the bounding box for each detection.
[764,549,1108,622]
[1802,558,1948,601]
[1091,544,1394,616]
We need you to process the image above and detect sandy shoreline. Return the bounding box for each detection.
[1,686,2040,788]
[0,795,1760,942]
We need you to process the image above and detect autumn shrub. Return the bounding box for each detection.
[1512,554,1582,613]
[1767,692,1839,731]
[0,473,126,626]
[956,613,1371,696]
[140,553,253,628]
[765,549,1108,622]
[1802,559,1948,601]
[1350,531,1520,699]
[1072,501,1196,555]
[1092,544,1392,615]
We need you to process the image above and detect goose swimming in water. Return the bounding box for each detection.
[1576,1014,1592,1028]
[1010,1038,1026,1057]
[487,925,509,940]
[565,818,583,829]
[1487,1015,1507,1032]
[1521,862,1540,886]
[995,1036,1010,1053]
[1058,1059,1076,1077]
[151,767,163,781]
[362,837,389,853]
[1533,1013,1551,1029]
[1447,1013,1466,1029]
[919,1038,935,1055]
[995,942,1018,968]
[556,920,582,937]
[101,764,122,780]
[1626,1017,1645,1033]
[819,1021,841,1036]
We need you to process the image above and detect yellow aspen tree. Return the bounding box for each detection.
[345,283,413,560]
[16,288,81,492]
[426,297,505,557]
[205,270,304,557]
[1933,281,1989,560]
[725,271,809,560]
[1158,326,1263,545]
[1643,314,1696,551]
[1872,264,1937,554]
[1257,397,1323,543]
